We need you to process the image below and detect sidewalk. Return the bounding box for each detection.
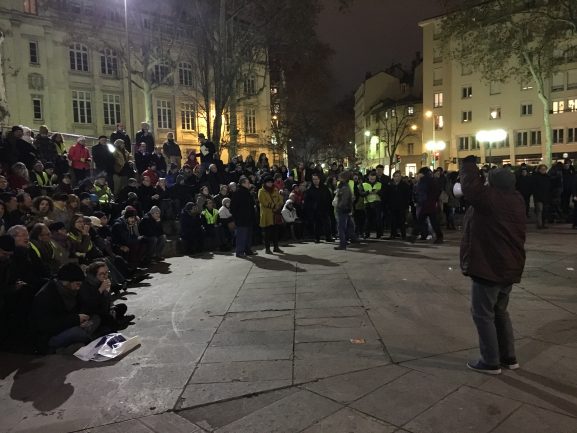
[1,227,577,432]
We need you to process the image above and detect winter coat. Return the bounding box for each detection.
[180,210,203,240]
[304,184,333,217]
[35,135,59,163]
[139,213,164,237]
[532,173,551,203]
[258,187,283,228]
[516,174,532,198]
[335,182,353,214]
[230,187,256,227]
[110,130,131,150]
[281,204,298,223]
[135,130,155,154]
[385,181,411,211]
[92,143,115,173]
[459,160,526,284]
[68,143,91,170]
[415,175,439,216]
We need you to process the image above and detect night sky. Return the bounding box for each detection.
[317,0,446,99]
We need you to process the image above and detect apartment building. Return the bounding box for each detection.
[0,0,272,161]
[354,62,424,176]
[420,16,577,169]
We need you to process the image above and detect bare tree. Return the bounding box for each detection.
[377,103,418,174]
[0,31,9,125]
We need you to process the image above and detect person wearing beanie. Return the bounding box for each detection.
[138,205,166,261]
[459,155,526,376]
[31,263,102,353]
[68,136,91,183]
[110,123,132,153]
[111,204,149,269]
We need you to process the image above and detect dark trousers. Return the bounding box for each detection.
[390,209,407,238]
[236,226,253,255]
[263,225,279,250]
[413,212,443,240]
[354,209,365,236]
[471,279,516,366]
[365,203,383,238]
[73,168,89,183]
[311,214,330,241]
[337,212,353,248]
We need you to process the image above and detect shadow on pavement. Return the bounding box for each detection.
[346,241,447,261]
[250,256,301,272]
[277,253,340,267]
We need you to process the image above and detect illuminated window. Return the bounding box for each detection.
[435,115,444,130]
[521,82,533,91]
[489,107,501,120]
[23,0,38,14]
[69,43,89,72]
[461,86,472,99]
[552,100,565,114]
[434,92,443,108]
[407,106,414,115]
[568,99,577,112]
[181,103,196,131]
[461,111,472,122]
[156,99,173,129]
[244,108,256,134]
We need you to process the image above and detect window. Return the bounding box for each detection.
[521,81,533,91]
[153,63,170,84]
[69,43,89,72]
[435,115,444,130]
[244,108,256,134]
[490,81,501,95]
[461,111,472,122]
[459,136,470,151]
[461,86,472,99]
[433,68,443,86]
[552,100,565,114]
[531,130,541,146]
[568,99,577,112]
[72,90,92,124]
[568,127,577,143]
[181,103,196,131]
[489,107,501,120]
[553,128,564,144]
[32,97,42,120]
[407,143,414,154]
[433,47,442,63]
[100,49,118,76]
[29,41,39,65]
[390,108,396,118]
[471,136,479,149]
[516,131,528,146]
[521,103,533,116]
[568,69,577,90]
[178,62,193,86]
[552,72,564,92]
[23,0,38,14]
[244,76,256,95]
[103,94,121,126]
[156,99,173,129]
[434,92,443,108]
[407,106,414,116]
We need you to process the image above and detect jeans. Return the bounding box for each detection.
[390,209,407,238]
[145,235,166,258]
[471,280,516,366]
[336,211,351,248]
[535,201,547,228]
[413,212,443,240]
[48,315,101,349]
[235,226,253,255]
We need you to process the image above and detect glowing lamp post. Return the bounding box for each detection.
[364,130,371,166]
[425,140,446,169]
[476,129,507,165]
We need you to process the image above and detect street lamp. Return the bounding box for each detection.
[364,130,371,166]
[476,129,507,166]
[425,140,446,169]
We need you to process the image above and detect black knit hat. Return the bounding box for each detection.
[0,235,15,252]
[57,263,85,282]
[49,221,66,232]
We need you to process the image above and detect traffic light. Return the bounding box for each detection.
[434,152,440,161]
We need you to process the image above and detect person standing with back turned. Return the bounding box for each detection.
[460,155,526,375]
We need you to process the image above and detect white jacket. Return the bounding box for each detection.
[281,205,297,223]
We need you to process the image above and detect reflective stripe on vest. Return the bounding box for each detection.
[35,171,50,187]
[202,209,219,225]
[94,184,111,203]
[30,241,55,259]
[67,232,93,251]
[362,182,382,204]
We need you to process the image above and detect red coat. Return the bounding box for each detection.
[68,143,91,170]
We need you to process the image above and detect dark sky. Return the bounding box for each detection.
[317,0,445,99]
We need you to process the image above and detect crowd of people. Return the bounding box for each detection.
[0,121,575,355]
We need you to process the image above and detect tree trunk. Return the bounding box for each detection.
[229,84,238,159]
[537,91,552,167]
[0,32,9,124]
[143,80,153,131]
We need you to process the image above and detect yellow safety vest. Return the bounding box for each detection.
[362,182,382,204]
[34,171,51,187]
[94,183,112,203]
[30,241,55,259]
[201,209,219,225]
[67,232,93,252]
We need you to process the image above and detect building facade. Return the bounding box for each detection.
[420,16,577,169]
[0,0,272,161]
[354,63,424,176]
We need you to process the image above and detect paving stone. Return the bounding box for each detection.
[179,388,298,431]
[190,360,293,384]
[214,389,342,433]
[81,419,154,433]
[217,311,294,333]
[201,344,293,363]
[296,315,371,328]
[209,330,293,347]
[295,326,380,344]
[297,295,362,309]
[228,300,295,312]
[491,404,577,433]
[301,407,396,433]
[351,370,459,426]
[304,364,409,403]
[404,386,521,433]
[296,306,367,319]
[139,412,204,433]
[179,380,293,408]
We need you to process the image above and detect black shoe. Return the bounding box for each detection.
[273,247,284,253]
[236,253,247,258]
[314,239,320,244]
[334,246,346,250]
[245,250,257,256]
[467,360,501,375]
[433,238,444,244]
[265,248,273,254]
[500,358,520,370]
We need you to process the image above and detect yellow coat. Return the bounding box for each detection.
[258,187,283,228]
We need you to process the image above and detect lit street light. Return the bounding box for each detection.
[476,129,507,165]
[425,140,446,169]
